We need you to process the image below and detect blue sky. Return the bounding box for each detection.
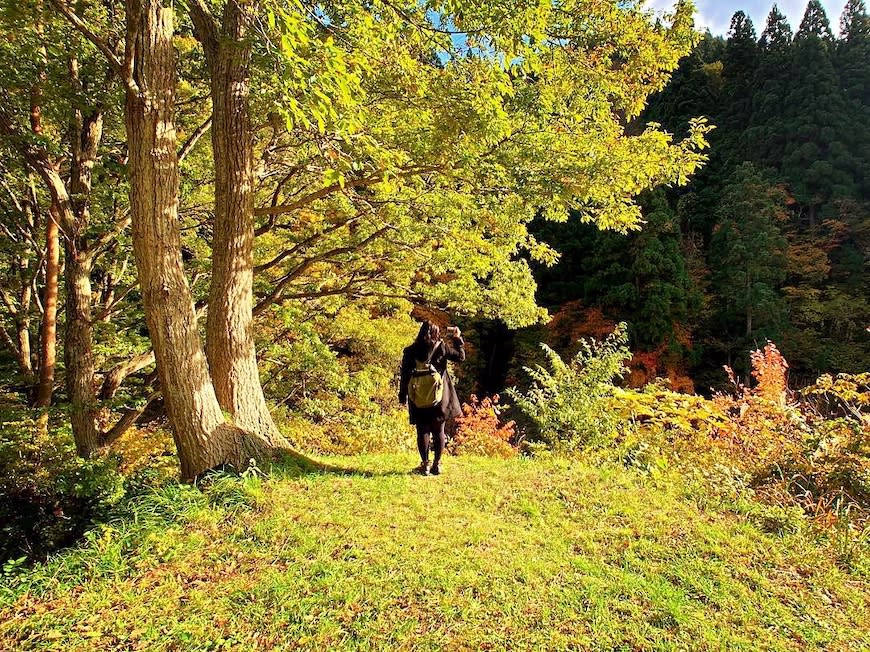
[647,1,846,37]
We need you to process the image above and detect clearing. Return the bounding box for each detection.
[1,454,868,651]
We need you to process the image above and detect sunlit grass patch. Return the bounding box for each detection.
[1,454,868,651]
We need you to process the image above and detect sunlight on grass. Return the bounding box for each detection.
[1,454,868,651]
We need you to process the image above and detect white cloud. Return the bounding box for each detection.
[645,1,845,36]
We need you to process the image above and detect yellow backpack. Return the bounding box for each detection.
[408,344,444,408]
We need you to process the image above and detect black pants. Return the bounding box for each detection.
[416,420,445,466]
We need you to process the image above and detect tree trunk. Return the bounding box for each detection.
[60,106,104,457]
[745,264,752,338]
[15,314,33,379]
[14,246,34,382]
[34,202,59,409]
[29,163,100,454]
[190,0,286,446]
[124,0,277,480]
[31,46,58,410]
[63,247,99,455]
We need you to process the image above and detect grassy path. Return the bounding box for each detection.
[1,454,868,651]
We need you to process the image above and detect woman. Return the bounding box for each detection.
[399,320,465,475]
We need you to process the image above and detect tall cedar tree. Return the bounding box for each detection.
[720,11,758,142]
[710,164,788,358]
[743,6,793,166]
[785,1,856,222]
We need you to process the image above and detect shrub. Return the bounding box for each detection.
[0,408,125,563]
[451,395,517,458]
[612,380,731,472]
[507,323,632,453]
[714,346,870,531]
[261,304,418,455]
[277,407,412,456]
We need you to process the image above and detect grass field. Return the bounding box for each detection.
[1,453,868,651]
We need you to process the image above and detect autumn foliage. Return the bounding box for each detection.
[451,395,517,459]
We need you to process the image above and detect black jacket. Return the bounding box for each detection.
[399,335,465,424]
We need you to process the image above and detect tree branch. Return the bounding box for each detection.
[178,114,212,163]
[254,163,311,236]
[253,225,392,315]
[187,0,221,66]
[100,390,161,448]
[99,350,156,399]
[0,287,19,317]
[93,281,139,322]
[253,165,441,217]
[48,0,123,73]
[0,323,19,358]
[254,211,366,273]
[91,214,130,255]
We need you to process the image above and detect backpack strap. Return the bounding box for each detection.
[425,341,442,365]
[416,341,442,366]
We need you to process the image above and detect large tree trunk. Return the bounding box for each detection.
[190,0,286,446]
[124,0,277,480]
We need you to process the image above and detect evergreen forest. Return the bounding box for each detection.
[529,0,869,392]
[0,1,867,650]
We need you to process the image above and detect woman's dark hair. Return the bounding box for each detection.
[414,320,441,350]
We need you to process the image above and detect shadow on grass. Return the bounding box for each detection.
[272,448,411,479]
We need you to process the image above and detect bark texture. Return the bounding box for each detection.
[30,60,58,410]
[32,163,100,454]
[124,0,277,480]
[190,0,286,446]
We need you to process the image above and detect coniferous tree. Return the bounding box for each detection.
[797,0,835,42]
[710,164,788,357]
[644,33,725,140]
[759,4,793,51]
[744,6,793,168]
[836,0,870,196]
[531,191,700,351]
[720,11,758,140]
[612,191,700,348]
[840,0,870,41]
[781,1,855,223]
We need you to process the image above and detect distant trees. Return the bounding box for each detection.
[710,164,788,345]
[532,0,869,385]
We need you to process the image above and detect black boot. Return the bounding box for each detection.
[417,461,430,476]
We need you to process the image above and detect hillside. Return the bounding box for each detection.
[2,454,867,651]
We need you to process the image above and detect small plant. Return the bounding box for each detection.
[507,323,632,453]
[750,341,790,405]
[451,395,517,458]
